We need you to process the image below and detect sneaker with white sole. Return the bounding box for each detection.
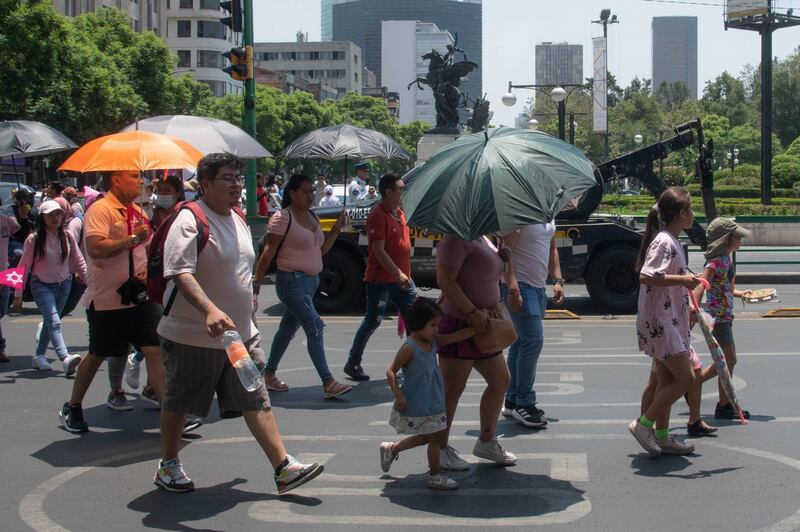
[439,445,470,471]
[657,436,695,455]
[501,399,515,418]
[511,405,547,428]
[62,354,81,377]
[125,353,141,390]
[427,472,458,490]
[154,458,194,493]
[275,455,324,494]
[58,402,88,433]
[32,355,52,371]
[140,385,160,407]
[473,437,517,465]
[628,419,661,455]
[182,416,204,434]
[106,390,133,411]
[380,442,398,472]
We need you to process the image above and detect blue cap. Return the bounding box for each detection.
[354,162,368,170]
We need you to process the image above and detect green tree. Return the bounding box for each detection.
[395,121,429,156]
[327,92,398,137]
[772,47,800,148]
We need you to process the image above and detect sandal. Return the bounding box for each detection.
[323,380,352,399]
[687,420,718,436]
[265,373,289,392]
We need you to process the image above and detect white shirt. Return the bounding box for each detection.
[157,200,257,348]
[505,221,555,288]
[319,195,341,207]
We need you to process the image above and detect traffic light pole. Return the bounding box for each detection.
[243,0,257,218]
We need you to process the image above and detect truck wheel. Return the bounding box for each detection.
[315,247,364,314]
[585,246,639,312]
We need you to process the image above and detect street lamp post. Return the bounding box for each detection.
[727,144,739,172]
[592,9,618,161]
[502,82,582,142]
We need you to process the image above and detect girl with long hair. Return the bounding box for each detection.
[15,200,86,374]
[630,187,701,456]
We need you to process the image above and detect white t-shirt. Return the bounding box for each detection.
[157,201,257,349]
[505,221,555,288]
[319,195,341,207]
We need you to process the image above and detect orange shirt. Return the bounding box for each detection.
[83,192,150,311]
[364,203,411,283]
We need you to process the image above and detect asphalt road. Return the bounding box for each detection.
[1,284,799,531]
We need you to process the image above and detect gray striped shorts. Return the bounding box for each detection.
[160,335,270,418]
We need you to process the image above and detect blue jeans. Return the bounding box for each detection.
[0,285,9,351]
[503,282,547,407]
[347,281,417,364]
[266,271,333,383]
[31,277,72,360]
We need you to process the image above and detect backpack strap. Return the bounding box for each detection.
[163,201,211,316]
[272,208,292,264]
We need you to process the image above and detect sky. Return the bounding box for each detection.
[252,0,800,127]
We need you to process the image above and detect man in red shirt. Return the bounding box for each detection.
[344,175,415,381]
[256,174,269,217]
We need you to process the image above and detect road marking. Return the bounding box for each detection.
[248,488,592,527]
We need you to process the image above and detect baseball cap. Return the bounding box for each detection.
[704,217,751,259]
[40,200,64,215]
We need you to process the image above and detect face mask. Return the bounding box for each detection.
[155,195,176,209]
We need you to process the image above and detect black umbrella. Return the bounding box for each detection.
[281,124,411,161]
[281,124,411,210]
[0,120,78,187]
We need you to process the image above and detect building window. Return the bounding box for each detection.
[197,20,226,39]
[354,72,359,82]
[199,0,219,8]
[177,20,191,37]
[331,51,344,60]
[201,80,225,97]
[197,50,221,68]
[177,50,191,67]
[179,0,192,8]
[354,53,358,65]
[308,70,315,79]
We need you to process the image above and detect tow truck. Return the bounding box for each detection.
[276,119,715,314]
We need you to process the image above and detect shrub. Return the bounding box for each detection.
[660,165,688,187]
[772,161,800,189]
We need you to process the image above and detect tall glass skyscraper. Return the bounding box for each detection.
[321,0,351,41]
[328,0,482,106]
[652,16,698,98]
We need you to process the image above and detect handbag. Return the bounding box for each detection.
[473,303,518,353]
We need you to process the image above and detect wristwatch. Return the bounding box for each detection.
[553,278,565,286]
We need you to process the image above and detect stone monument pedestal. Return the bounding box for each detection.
[416,130,461,164]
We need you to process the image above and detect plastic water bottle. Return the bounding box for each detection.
[220,330,263,392]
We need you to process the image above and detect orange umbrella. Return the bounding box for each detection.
[58,130,203,172]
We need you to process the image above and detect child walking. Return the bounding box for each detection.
[629,187,701,456]
[380,297,475,490]
[689,217,752,424]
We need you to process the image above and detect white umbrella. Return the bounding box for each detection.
[121,115,271,159]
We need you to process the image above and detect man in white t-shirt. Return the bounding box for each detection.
[501,221,565,429]
[319,185,341,207]
[154,153,323,495]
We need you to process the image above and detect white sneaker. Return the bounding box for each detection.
[628,419,662,455]
[427,472,458,490]
[380,442,397,473]
[32,355,52,371]
[125,352,141,389]
[657,436,695,455]
[473,437,517,465]
[62,354,81,377]
[439,445,470,471]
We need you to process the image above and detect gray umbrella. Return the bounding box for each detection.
[121,115,271,159]
[281,124,411,161]
[0,120,77,158]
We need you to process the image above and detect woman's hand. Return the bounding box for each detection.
[332,210,347,232]
[467,308,492,334]
[393,392,407,412]
[681,274,702,289]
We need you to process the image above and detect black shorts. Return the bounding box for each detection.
[712,321,735,347]
[87,301,162,357]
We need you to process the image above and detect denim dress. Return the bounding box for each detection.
[388,338,447,435]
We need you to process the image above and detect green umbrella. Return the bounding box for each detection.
[402,127,598,240]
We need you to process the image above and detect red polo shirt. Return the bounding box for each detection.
[364,202,411,283]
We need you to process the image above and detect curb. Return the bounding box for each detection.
[736,272,800,284]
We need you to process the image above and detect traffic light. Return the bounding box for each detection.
[219,0,242,33]
[222,46,253,81]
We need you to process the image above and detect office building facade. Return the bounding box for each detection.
[534,42,583,86]
[381,21,454,125]
[253,40,363,96]
[331,0,482,108]
[652,16,698,98]
[53,0,165,35]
